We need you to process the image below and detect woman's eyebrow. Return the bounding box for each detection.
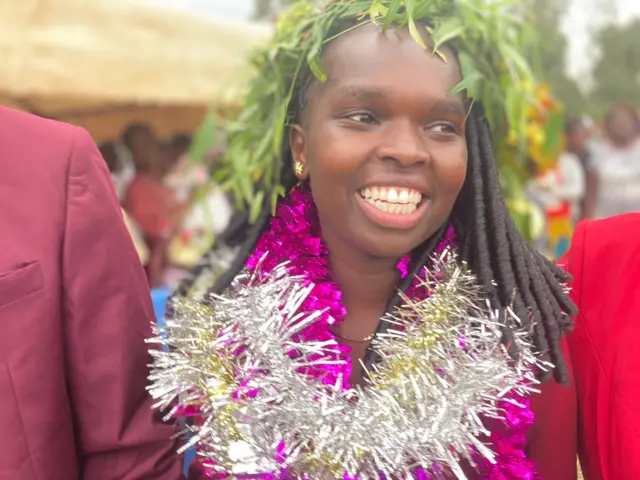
[331,85,467,115]
[331,84,389,101]
[431,98,467,117]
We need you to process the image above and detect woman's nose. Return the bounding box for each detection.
[376,121,430,166]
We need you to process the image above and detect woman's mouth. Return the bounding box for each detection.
[359,187,424,214]
[356,186,428,229]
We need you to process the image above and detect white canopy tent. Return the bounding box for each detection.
[0,0,272,143]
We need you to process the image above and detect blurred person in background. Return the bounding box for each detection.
[563,116,597,220]
[526,117,586,258]
[100,141,135,202]
[169,134,192,171]
[99,141,120,174]
[0,107,185,479]
[99,141,149,265]
[165,137,234,273]
[123,123,190,286]
[583,103,640,219]
[565,116,592,169]
[165,133,209,203]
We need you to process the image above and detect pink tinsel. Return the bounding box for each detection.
[239,182,538,479]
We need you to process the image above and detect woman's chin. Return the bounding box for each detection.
[349,231,425,262]
[350,219,447,262]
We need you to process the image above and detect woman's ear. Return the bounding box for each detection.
[290,124,309,180]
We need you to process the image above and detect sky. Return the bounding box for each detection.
[561,0,640,80]
[144,0,640,84]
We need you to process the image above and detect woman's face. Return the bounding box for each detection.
[606,107,638,146]
[290,25,468,260]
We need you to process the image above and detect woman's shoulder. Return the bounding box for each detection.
[578,214,640,249]
[564,213,639,253]
[561,214,640,305]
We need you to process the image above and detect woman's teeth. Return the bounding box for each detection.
[359,187,422,215]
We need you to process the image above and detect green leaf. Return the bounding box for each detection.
[212,166,227,184]
[307,25,327,83]
[499,43,533,81]
[382,0,402,30]
[270,185,286,216]
[408,18,427,49]
[450,75,481,98]
[273,102,289,155]
[481,82,495,128]
[500,162,525,199]
[404,0,427,51]
[188,110,218,162]
[252,128,273,176]
[239,168,254,203]
[369,0,388,24]
[430,18,464,53]
[504,87,519,135]
[542,108,564,158]
[307,52,327,82]
[249,190,265,224]
[450,51,482,98]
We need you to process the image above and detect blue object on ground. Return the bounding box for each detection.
[150,286,196,475]
[151,286,172,327]
[183,446,196,475]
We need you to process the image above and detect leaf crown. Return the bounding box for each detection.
[216,0,542,221]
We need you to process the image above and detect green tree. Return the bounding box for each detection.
[590,20,640,117]
[527,0,586,115]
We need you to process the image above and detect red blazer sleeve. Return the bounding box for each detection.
[61,128,184,479]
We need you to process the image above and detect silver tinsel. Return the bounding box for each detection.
[147,252,544,479]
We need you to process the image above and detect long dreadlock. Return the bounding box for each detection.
[175,27,577,386]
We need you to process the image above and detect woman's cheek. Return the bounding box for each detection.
[433,148,468,189]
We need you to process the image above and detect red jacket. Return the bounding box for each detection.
[561,214,640,480]
[0,107,184,479]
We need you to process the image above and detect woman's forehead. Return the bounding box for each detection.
[321,25,460,86]
[307,25,462,107]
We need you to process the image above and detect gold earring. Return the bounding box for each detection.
[295,162,304,176]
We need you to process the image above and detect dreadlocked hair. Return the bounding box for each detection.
[177,18,577,385]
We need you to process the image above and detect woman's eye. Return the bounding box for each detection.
[347,112,377,124]
[429,123,458,134]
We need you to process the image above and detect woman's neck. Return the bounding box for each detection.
[327,242,400,313]
[328,244,400,351]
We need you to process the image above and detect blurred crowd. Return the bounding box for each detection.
[527,103,640,259]
[100,124,234,287]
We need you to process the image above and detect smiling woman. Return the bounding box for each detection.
[290,27,467,261]
[148,2,579,479]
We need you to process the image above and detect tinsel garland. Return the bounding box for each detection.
[148,184,543,479]
[244,184,456,390]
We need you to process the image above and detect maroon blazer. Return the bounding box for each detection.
[0,107,184,479]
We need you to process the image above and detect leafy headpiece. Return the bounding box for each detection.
[213,0,554,221]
